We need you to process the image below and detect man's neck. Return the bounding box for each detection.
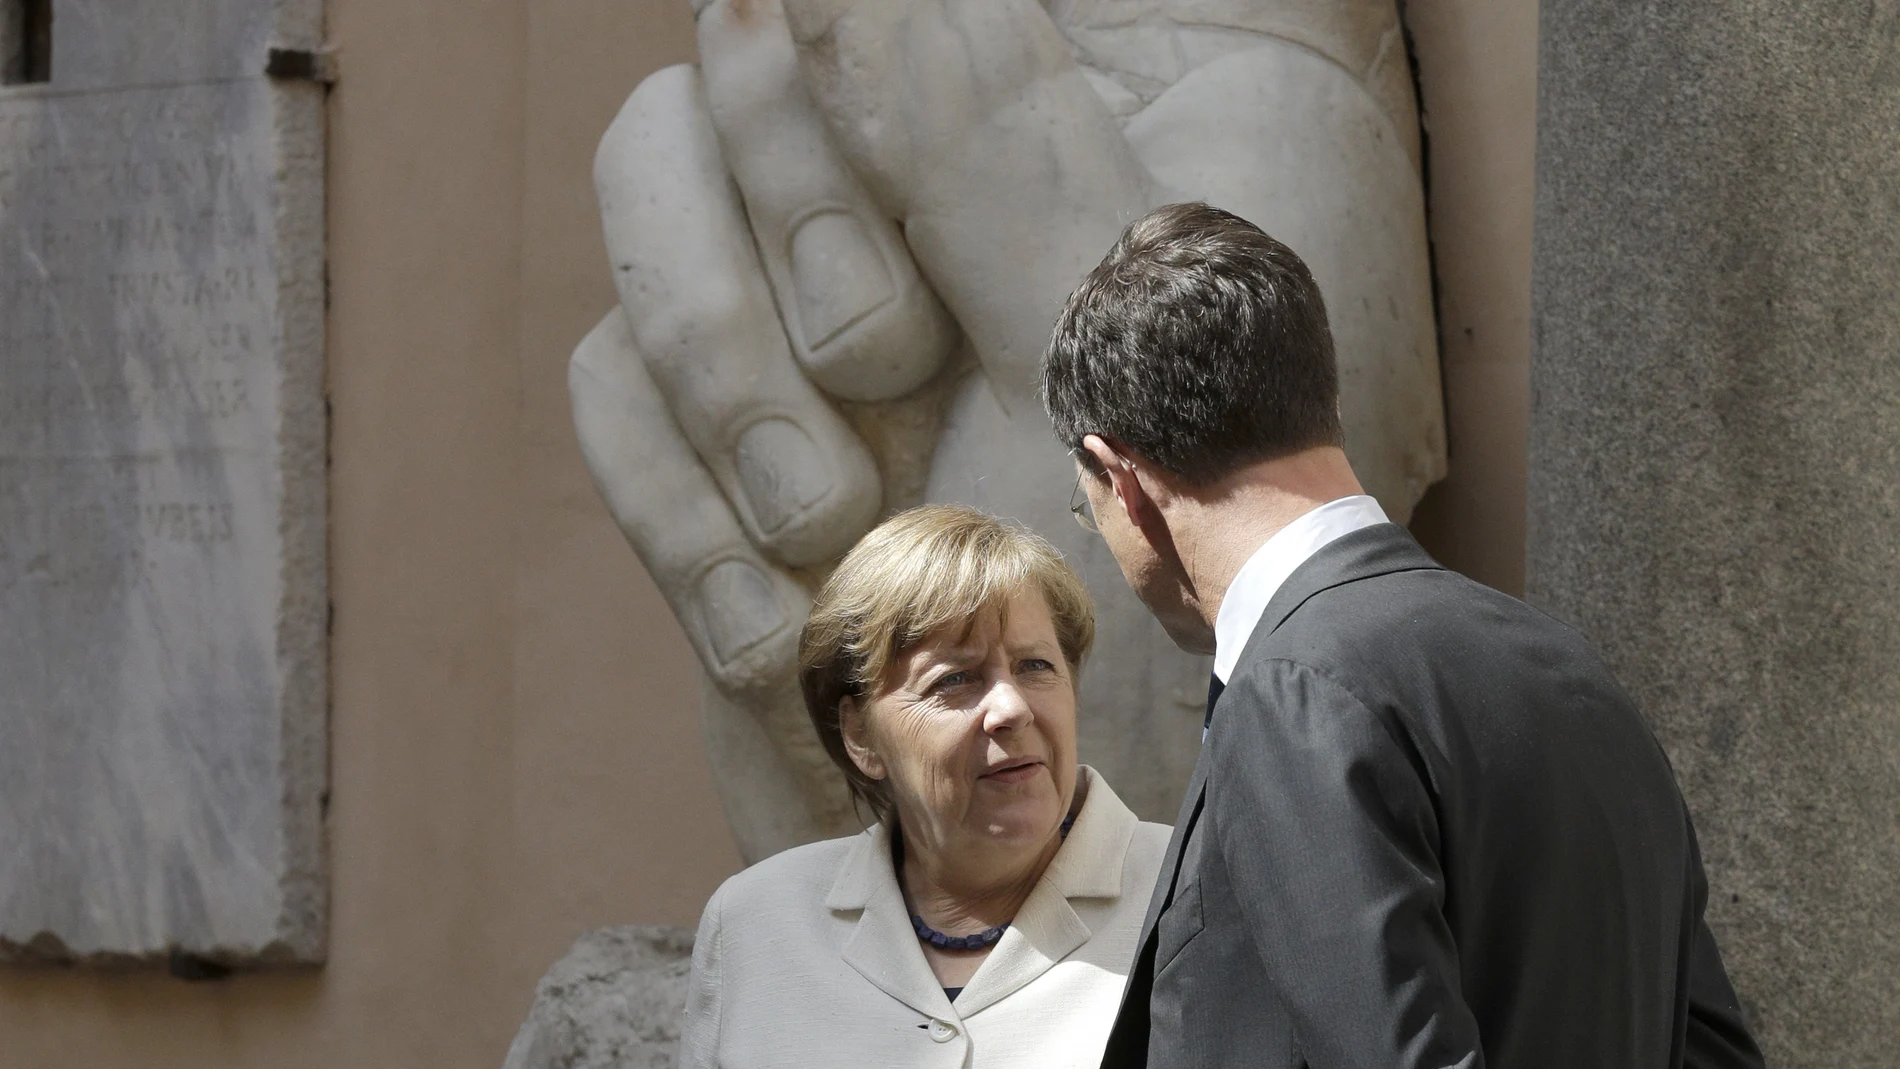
[1163,447,1364,629]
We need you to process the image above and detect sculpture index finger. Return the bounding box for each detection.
[696,0,959,403]
[596,65,884,569]
[783,0,1153,412]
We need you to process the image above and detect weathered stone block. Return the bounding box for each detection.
[0,0,326,964]
[1530,0,1900,1060]
[504,927,696,1069]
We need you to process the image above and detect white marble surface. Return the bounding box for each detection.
[572,0,1443,861]
[0,0,326,964]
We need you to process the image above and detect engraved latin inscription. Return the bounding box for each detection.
[0,88,264,604]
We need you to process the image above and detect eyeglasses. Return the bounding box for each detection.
[1069,470,1098,533]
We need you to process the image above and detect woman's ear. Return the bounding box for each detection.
[839,695,887,780]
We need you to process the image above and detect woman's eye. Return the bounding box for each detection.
[1019,658,1056,674]
[929,671,972,692]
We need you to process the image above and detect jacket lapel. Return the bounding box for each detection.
[950,881,1091,1017]
[955,768,1137,1016]
[824,768,1145,1021]
[826,824,957,1019]
[1136,747,1209,947]
[1101,755,1205,1068]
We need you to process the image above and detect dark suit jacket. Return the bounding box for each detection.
[1100,524,1764,1069]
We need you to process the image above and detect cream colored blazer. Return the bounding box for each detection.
[678,768,1170,1069]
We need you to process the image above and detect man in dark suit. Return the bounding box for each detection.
[1041,202,1765,1068]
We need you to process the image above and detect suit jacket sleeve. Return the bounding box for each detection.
[1209,659,1483,1069]
[677,882,728,1069]
[1684,912,1766,1068]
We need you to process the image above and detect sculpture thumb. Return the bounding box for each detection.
[783,0,1153,411]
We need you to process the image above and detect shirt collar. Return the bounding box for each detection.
[1211,495,1390,683]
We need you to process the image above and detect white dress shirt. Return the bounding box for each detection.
[1211,494,1390,684]
[677,767,1171,1069]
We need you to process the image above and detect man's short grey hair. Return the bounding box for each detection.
[1041,202,1343,484]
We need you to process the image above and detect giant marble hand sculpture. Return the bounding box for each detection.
[571,0,1445,862]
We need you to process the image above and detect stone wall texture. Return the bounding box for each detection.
[1529,0,1900,1063]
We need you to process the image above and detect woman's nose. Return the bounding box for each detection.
[980,681,1033,732]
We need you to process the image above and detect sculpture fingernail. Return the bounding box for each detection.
[698,560,789,667]
[736,418,833,536]
[789,210,893,350]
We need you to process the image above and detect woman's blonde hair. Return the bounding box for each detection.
[799,505,1095,823]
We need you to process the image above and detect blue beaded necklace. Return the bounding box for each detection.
[907,813,1077,952]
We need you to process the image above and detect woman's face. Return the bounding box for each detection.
[847,588,1079,860]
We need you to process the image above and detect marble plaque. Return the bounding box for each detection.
[0,0,325,965]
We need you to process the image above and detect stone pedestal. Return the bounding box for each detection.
[1529,0,1900,1061]
[504,927,695,1069]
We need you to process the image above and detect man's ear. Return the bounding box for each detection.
[839,695,886,781]
[1080,434,1163,530]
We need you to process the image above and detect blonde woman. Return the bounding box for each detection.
[678,505,1169,1068]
